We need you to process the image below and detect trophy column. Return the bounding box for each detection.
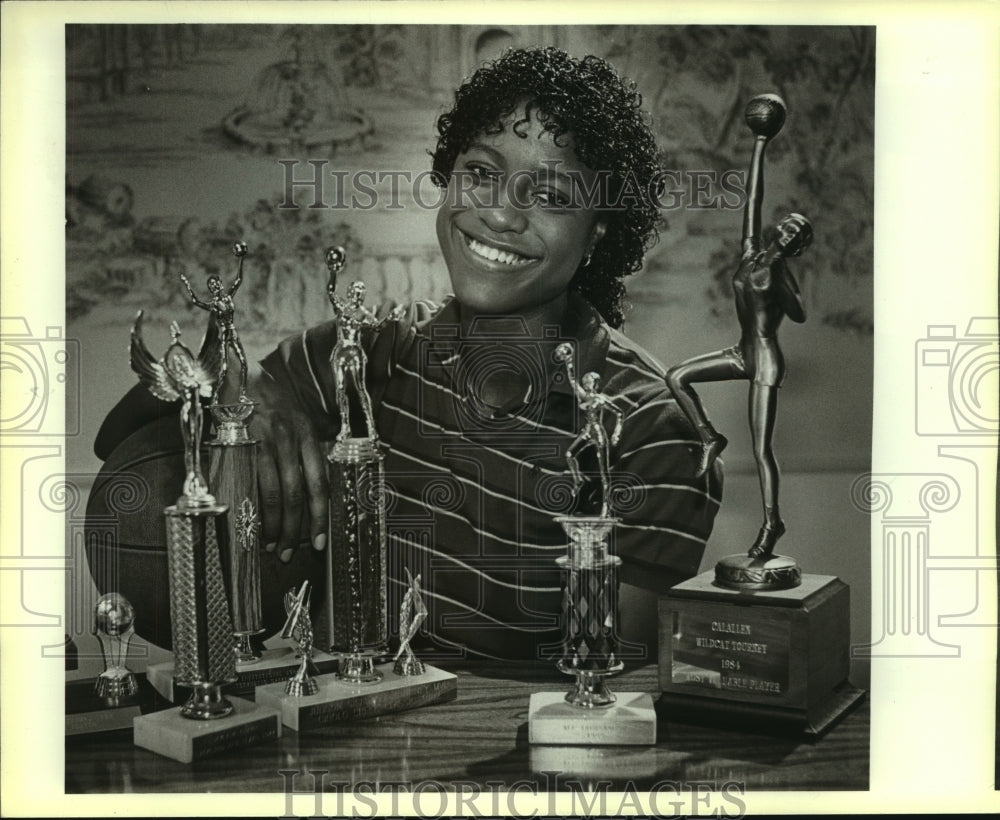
[554,516,624,707]
[207,401,265,665]
[163,495,238,718]
[316,437,389,683]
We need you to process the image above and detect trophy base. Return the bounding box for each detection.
[147,647,340,702]
[234,633,264,666]
[65,675,158,738]
[133,696,281,764]
[659,570,864,737]
[714,553,801,591]
[527,691,656,746]
[337,652,382,684]
[255,662,457,732]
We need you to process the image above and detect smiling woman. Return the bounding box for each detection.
[93,46,723,661]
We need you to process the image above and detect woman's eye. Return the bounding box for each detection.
[466,163,499,181]
[534,189,572,209]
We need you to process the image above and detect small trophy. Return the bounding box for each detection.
[658,94,864,736]
[314,246,390,683]
[282,581,319,696]
[393,568,427,677]
[196,242,265,665]
[129,311,280,762]
[65,594,143,736]
[528,343,655,746]
[93,592,138,704]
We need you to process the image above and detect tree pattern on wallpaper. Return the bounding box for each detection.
[635,26,875,334]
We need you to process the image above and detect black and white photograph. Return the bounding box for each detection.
[0,2,997,817]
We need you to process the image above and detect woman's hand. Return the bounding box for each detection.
[249,374,330,563]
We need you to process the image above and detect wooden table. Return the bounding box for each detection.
[65,662,868,794]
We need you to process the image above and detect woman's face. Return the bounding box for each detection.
[435,106,606,318]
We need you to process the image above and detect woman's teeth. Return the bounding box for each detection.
[466,236,532,266]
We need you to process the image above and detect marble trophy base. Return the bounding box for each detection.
[659,570,865,736]
[255,662,457,731]
[528,691,656,746]
[147,647,339,702]
[133,696,281,764]
[715,553,801,591]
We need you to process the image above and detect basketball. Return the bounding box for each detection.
[85,414,324,650]
[745,93,787,139]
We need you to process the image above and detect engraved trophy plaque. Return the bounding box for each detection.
[659,94,864,736]
[528,343,656,746]
[129,312,280,762]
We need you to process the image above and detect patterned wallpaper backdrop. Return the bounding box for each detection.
[66,24,874,475]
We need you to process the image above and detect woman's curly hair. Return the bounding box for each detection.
[431,46,662,329]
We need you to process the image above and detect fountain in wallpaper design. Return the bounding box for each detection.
[222,28,373,155]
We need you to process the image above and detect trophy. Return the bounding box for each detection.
[282,581,319,696]
[658,94,864,735]
[93,592,139,704]
[191,242,265,665]
[145,243,338,702]
[314,246,390,683]
[393,568,427,677]
[65,594,144,736]
[129,312,280,762]
[528,343,655,746]
[259,247,455,729]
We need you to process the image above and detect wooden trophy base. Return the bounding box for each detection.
[659,570,865,737]
[133,696,281,763]
[255,663,457,731]
[528,692,656,746]
[147,647,339,702]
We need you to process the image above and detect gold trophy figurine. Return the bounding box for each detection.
[393,569,427,677]
[282,582,319,697]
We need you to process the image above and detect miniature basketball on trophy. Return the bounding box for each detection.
[744,92,786,138]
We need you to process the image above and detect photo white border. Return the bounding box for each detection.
[2,0,998,816]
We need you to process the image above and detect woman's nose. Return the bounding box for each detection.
[478,186,528,234]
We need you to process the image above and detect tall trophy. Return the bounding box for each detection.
[659,93,864,735]
[260,247,455,729]
[129,312,280,762]
[528,343,655,746]
[183,241,265,665]
[313,246,391,683]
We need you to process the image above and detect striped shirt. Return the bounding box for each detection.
[260,293,723,661]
